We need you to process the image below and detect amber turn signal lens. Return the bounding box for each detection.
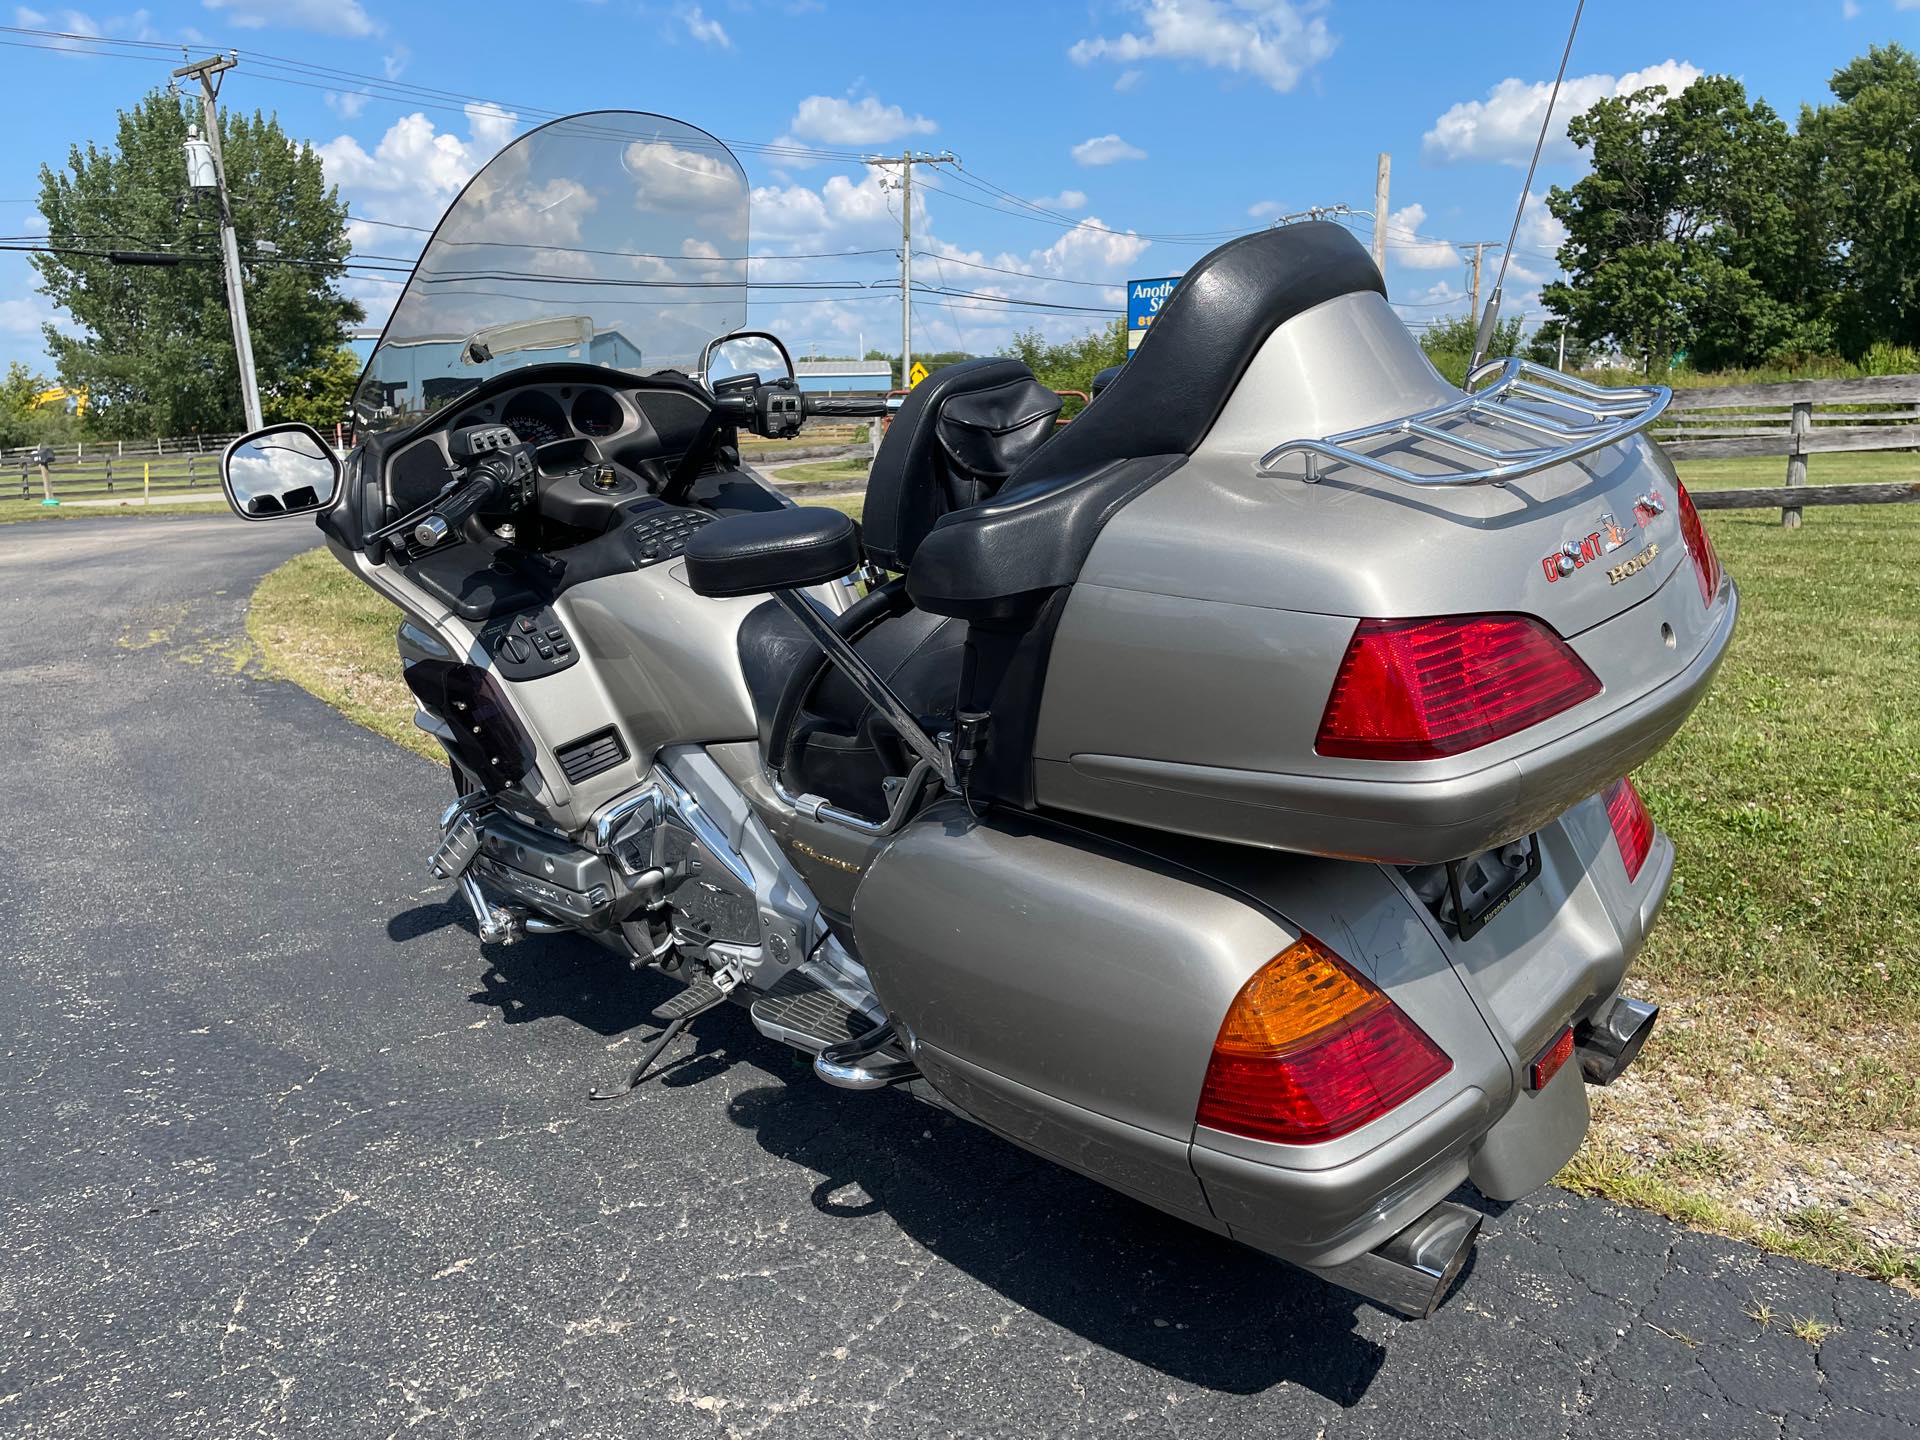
[1197,935,1452,1145]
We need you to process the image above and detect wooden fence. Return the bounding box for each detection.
[1657,375,1920,526]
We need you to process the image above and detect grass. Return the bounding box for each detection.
[248,547,442,763]
[0,496,230,524]
[773,456,871,489]
[243,451,1920,1286]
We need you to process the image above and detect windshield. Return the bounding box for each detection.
[353,112,749,435]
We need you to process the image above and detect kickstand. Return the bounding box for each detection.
[588,1013,694,1100]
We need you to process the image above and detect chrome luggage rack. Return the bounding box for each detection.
[1254,357,1671,488]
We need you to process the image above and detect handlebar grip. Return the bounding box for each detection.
[425,466,505,543]
[805,395,892,419]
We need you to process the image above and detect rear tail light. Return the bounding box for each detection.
[1603,775,1654,881]
[1316,614,1603,760]
[1196,935,1452,1144]
[1674,480,1721,607]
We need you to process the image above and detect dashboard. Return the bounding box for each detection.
[385,374,715,517]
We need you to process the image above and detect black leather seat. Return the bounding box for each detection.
[734,358,1061,817]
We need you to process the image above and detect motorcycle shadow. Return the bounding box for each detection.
[721,1047,1399,1402]
[389,898,658,1037]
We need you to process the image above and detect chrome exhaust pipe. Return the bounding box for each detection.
[1309,1200,1482,1319]
[1577,995,1659,1085]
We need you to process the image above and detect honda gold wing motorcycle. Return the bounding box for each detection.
[221,112,1737,1319]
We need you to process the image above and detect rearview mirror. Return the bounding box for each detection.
[701,330,795,392]
[222,423,341,522]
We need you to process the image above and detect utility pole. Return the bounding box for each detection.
[1463,242,1503,330]
[1371,153,1390,276]
[174,52,262,431]
[863,150,955,387]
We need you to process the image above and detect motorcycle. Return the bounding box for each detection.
[221,111,1737,1319]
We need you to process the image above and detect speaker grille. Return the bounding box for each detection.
[554,726,627,784]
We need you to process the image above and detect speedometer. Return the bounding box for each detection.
[506,414,561,445]
[501,390,569,446]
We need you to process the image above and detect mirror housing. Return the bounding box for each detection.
[221,423,341,522]
[682,507,859,598]
[700,330,795,392]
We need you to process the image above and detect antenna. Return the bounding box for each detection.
[1466,0,1586,383]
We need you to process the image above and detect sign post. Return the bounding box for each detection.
[1126,276,1181,358]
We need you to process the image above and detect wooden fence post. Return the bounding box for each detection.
[1783,400,1811,529]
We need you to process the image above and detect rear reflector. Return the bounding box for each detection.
[1675,480,1721,607]
[1603,775,1654,881]
[1528,1025,1576,1090]
[1196,935,1451,1144]
[1316,614,1603,761]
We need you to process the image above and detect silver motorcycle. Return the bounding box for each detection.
[221,111,1737,1318]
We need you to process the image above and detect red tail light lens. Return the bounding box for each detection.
[1316,614,1603,760]
[1603,775,1654,881]
[1196,935,1452,1144]
[1674,480,1721,607]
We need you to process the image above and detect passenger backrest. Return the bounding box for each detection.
[861,357,1060,571]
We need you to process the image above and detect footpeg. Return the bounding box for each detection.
[749,970,876,1053]
[590,973,734,1100]
[652,978,725,1024]
[429,801,486,880]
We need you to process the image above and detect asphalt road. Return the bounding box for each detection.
[1,514,1916,1439]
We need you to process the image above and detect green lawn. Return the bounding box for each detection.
[0,496,230,524]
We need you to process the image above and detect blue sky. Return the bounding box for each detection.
[2,0,1917,376]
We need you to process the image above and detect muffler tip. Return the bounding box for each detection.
[1309,1200,1483,1319]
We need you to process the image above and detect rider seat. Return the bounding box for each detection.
[736,359,1062,818]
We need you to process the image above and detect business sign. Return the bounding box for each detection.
[1126,276,1181,356]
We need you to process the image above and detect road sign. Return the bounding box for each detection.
[1126,276,1181,356]
[908,361,930,388]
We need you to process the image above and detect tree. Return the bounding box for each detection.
[1006,319,1127,400]
[1416,313,1524,387]
[1542,75,1816,372]
[32,91,361,436]
[1522,322,1592,371]
[269,345,362,431]
[1800,44,1920,357]
[0,362,49,449]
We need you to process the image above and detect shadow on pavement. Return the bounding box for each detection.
[722,1062,1393,1402]
[392,911,1395,1401]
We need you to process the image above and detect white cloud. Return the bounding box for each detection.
[677,3,730,47]
[1247,199,1282,219]
[1383,203,1456,270]
[202,0,379,35]
[0,296,52,336]
[11,7,170,53]
[1072,133,1147,166]
[1424,59,1703,166]
[325,90,369,119]
[787,94,937,145]
[464,100,517,152]
[1070,0,1337,94]
[1843,0,1861,15]
[382,45,409,80]
[1113,67,1145,93]
[1033,189,1087,212]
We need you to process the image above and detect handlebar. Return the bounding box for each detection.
[804,394,893,419]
